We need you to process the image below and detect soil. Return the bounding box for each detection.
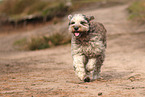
[0,4,145,97]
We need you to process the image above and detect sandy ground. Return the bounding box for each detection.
[0,4,145,97]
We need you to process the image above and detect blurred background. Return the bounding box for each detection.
[0,0,145,96]
[0,0,144,50]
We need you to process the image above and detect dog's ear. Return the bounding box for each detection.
[87,16,94,21]
[68,15,73,20]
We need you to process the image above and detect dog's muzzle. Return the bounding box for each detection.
[73,26,82,37]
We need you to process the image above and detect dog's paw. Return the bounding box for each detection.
[84,77,90,82]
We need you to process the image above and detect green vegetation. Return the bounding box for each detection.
[0,0,46,15]
[0,0,127,24]
[14,33,71,50]
[0,0,125,21]
[0,0,101,15]
[73,0,102,3]
[14,38,28,50]
[128,1,145,23]
[0,0,69,21]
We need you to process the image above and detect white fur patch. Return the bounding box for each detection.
[68,14,89,33]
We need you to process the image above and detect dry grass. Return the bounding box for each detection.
[0,0,69,21]
[14,33,71,50]
[0,0,128,18]
[128,1,145,23]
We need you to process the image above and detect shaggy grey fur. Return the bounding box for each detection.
[68,14,107,81]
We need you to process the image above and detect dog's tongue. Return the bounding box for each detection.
[74,33,80,37]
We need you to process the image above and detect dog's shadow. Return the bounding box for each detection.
[74,70,131,84]
[67,69,132,84]
[101,70,131,81]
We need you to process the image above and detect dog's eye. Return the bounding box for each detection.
[70,22,75,24]
[80,21,87,25]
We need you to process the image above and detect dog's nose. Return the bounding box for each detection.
[74,26,79,31]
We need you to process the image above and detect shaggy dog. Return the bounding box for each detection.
[68,14,107,82]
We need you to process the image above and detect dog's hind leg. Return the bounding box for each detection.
[93,65,102,80]
[93,55,104,80]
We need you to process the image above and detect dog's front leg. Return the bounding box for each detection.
[86,58,96,72]
[73,55,86,81]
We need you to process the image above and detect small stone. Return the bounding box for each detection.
[98,92,102,96]
[132,87,135,89]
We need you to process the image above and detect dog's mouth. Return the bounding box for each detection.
[74,32,80,37]
[73,32,83,37]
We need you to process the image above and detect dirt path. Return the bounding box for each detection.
[0,4,145,97]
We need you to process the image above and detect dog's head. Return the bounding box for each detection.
[68,14,94,37]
